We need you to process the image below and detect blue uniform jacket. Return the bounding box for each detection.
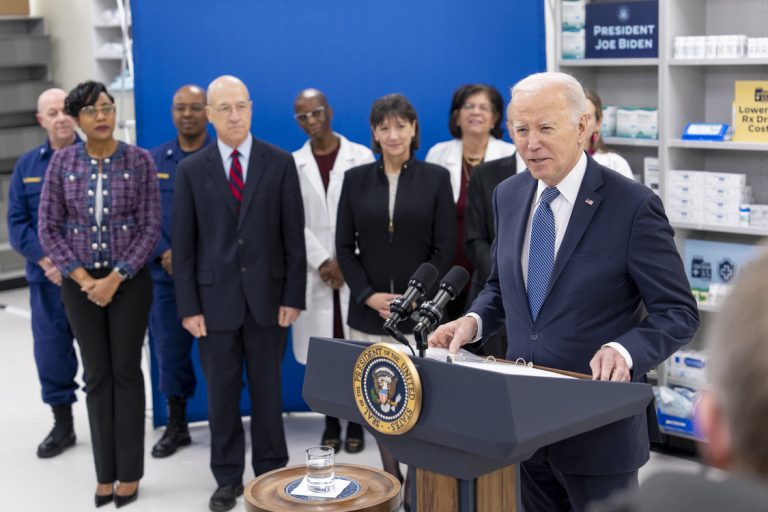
[8,136,80,283]
[148,135,212,283]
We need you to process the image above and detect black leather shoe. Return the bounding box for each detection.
[37,425,75,458]
[152,396,192,458]
[94,493,113,508]
[321,419,342,453]
[345,422,365,454]
[151,425,191,458]
[321,433,341,453]
[209,484,243,512]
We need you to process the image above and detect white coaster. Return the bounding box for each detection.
[291,477,351,498]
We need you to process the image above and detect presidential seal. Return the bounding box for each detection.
[352,343,422,435]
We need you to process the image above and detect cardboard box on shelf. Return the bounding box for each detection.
[667,350,708,387]
[667,170,704,185]
[704,172,746,189]
[643,157,659,194]
[0,0,29,15]
[668,209,703,224]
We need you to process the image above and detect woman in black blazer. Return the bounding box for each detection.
[336,93,455,339]
[335,93,455,504]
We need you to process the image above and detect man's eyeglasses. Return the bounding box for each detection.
[215,103,250,116]
[172,103,205,113]
[42,109,67,121]
[294,106,325,123]
[461,102,494,113]
[80,104,116,117]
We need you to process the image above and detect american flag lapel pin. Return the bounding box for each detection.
[585,198,594,206]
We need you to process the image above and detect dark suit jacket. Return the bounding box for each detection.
[464,154,517,305]
[172,138,306,331]
[336,158,456,334]
[470,154,699,474]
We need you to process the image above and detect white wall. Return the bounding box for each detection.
[544,0,555,70]
[30,0,135,142]
[30,0,95,91]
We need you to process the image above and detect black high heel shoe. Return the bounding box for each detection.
[94,492,113,508]
[95,483,114,508]
[115,484,139,508]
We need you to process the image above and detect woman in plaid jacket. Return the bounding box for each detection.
[39,80,160,508]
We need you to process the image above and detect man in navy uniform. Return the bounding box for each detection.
[148,84,211,458]
[7,88,80,458]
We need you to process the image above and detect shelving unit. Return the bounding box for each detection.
[90,0,135,143]
[90,0,131,86]
[555,0,768,442]
[0,16,51,285]
[605,136,659,147]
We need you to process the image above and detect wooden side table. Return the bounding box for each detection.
[245,463,401,512]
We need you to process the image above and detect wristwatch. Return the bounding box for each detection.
[115,267,129,281]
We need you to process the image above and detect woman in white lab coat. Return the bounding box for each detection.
[425,84,516,319]
[585,89,635,180]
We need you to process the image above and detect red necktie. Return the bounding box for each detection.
[228,149,244,203]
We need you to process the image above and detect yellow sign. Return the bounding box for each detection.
[734,81,768,142]
[352,343,422,435]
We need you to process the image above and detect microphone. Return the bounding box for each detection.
[384,262,439,329]
[414,266,470,335]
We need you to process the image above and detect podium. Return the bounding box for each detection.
[302,337,654,512]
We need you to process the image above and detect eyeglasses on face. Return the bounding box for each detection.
[461,102,494,113]
[172,103,205,113]
[43,108,68,121]
[80,104,116,117]
[294,106,325,123]
[215,103,250,116]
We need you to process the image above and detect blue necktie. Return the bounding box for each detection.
[527,186,560,321]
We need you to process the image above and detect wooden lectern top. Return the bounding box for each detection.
[245,463,401,512]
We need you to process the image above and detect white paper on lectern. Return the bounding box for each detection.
[424,347,574,379]
[455,361,575,379]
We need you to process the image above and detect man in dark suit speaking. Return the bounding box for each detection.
[173,75,306,512]
[429,72,699,511]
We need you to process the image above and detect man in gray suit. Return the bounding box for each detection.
[173,75,305,512]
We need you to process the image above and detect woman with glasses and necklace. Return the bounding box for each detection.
[39,81,160,508]
[426,84,517,320]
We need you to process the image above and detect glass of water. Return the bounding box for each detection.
[306,445,335,493]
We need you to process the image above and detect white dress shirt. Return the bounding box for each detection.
[217,134,253,183]
[468,151,633,369]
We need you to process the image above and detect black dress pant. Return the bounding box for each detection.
[521,453,638,512]
[198,313,289,487]
[61,267,152,484]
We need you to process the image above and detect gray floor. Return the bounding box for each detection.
[0,286,704,511]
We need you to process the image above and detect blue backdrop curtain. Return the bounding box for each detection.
[131,0,545,426]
